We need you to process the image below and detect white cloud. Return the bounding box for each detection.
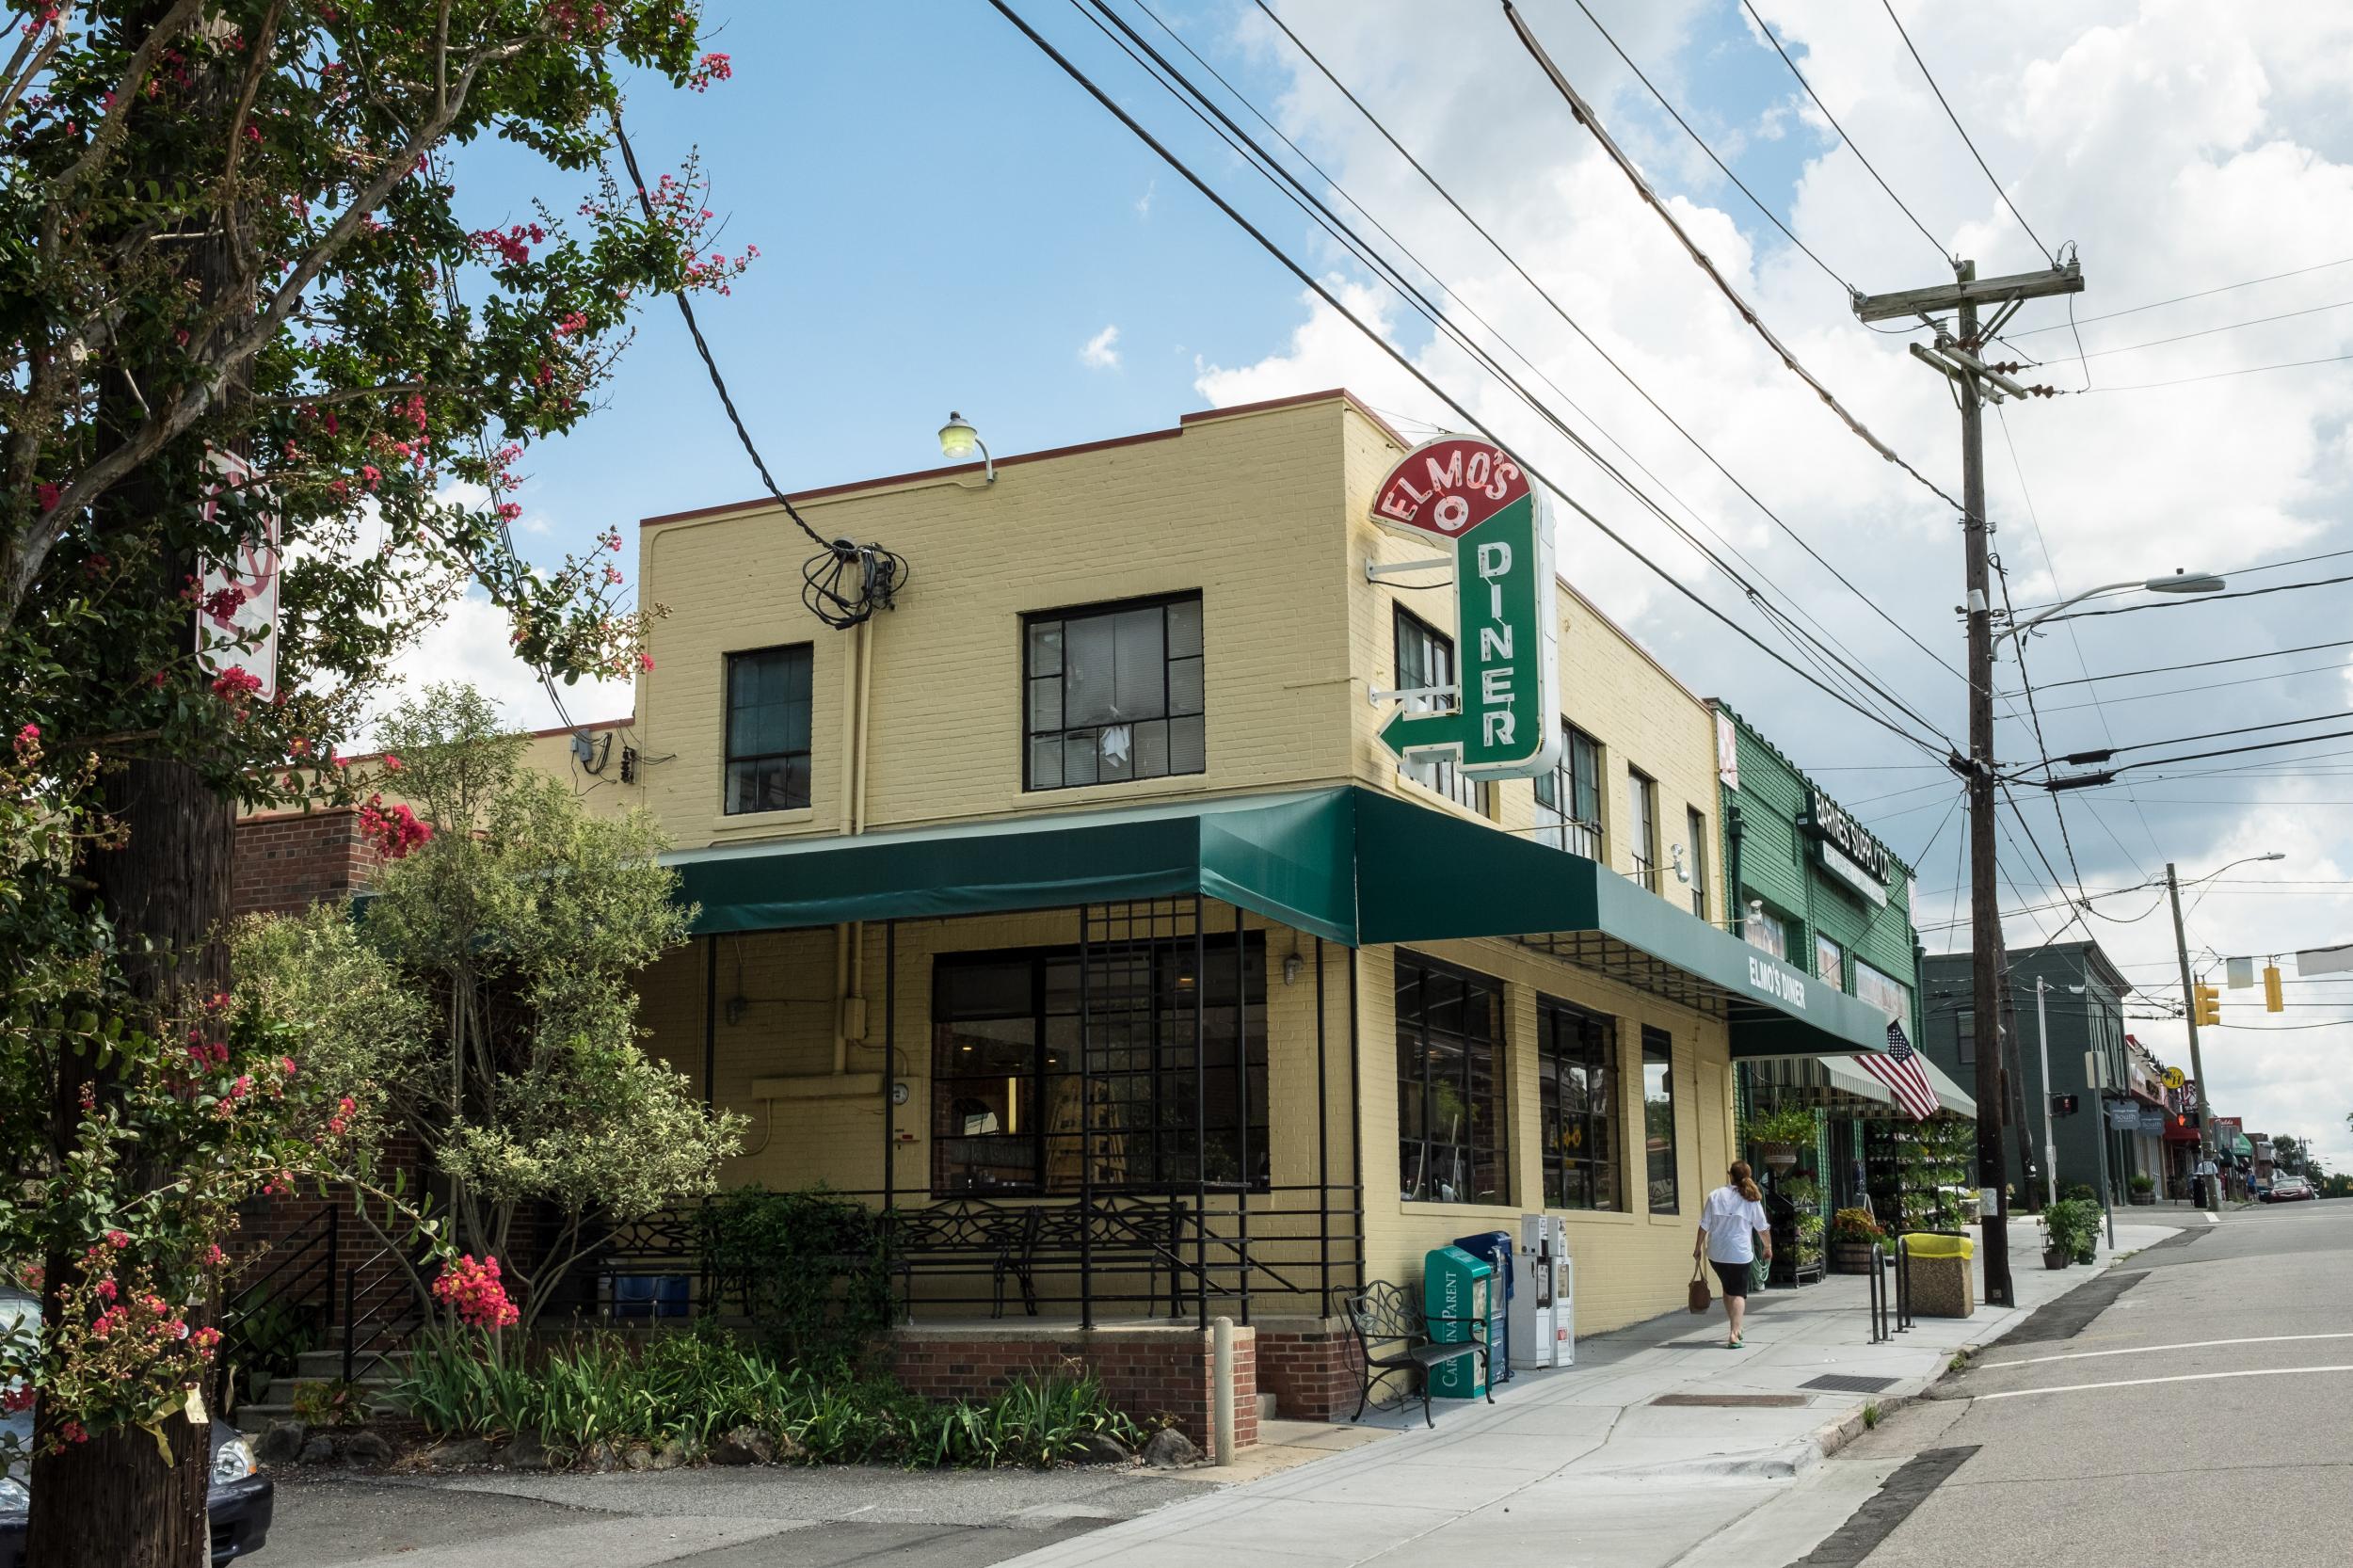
[368,588,634,743]
[1079,324,1123,370]
[1198,0,2353,1172]
[1135,178,1157,217]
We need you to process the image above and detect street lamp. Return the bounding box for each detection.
[2166,849,2286,1212]
[2000,568,2226,648]
[937,411,995,484]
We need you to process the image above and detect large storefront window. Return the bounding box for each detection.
[931,936,1266,1194]
[1396,954,1509,1205]
[1854,959,1907,1023]
[1538,1000,1621,1210]
[1642,1027,1679,1213]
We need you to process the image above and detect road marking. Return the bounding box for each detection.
[2000,1332,2353,1368]
[2204,1212,2218,1224]
[1976,1365,2353,1400]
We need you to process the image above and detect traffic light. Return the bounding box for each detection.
[2050,1093,2080,1117]
[2264,964,2284,1013]
[2194,984,2221,1027]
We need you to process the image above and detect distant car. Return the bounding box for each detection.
[2268,1176,2314,1203]
[0,1291,272,1565]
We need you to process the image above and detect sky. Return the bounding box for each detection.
[395,1,2353,1173]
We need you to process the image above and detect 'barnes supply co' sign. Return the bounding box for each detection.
[1370,437,1561,780]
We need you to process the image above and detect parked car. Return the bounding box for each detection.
[2267,1176,2315,1203]
[1,1291,272,1565]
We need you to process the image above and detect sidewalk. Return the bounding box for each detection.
[1004,1217,2182,1568]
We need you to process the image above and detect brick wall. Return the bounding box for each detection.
[891,1322,1258,1449]
[232,807,379,917]
[1255,1319,1362,1421]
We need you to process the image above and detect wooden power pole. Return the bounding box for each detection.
[1854,257,2084,1308]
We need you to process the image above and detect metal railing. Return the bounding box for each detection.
[1865,1241,1890,1343]
[214,1208,339,1410]
[341,1239,427,1383]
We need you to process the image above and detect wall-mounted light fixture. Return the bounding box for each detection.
[938,410,995,484]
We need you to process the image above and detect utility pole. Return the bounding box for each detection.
[1855,255,2084,1309]
[2165,862,2219,1213]
[2036,978,2057,1208]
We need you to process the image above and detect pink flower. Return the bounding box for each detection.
[94,1279,117,1302]
[382,754,403,772]
[105,1229,129,1249]
[638,652,655,673]
[36,482,59,513]
[432,1255,520,1330]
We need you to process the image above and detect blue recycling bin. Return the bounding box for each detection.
[1423,1245,1493,1400]
[1451,1230,1513,1384]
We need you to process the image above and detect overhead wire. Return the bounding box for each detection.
[1242,0,1981,709]
[2083,351,2353,393]
[1880,0,2054,264]
[1997,633,2353,693]
[2063,296,2353,361]
[1123,0,1951,738]
[2004,659,2353,716]
[2002,254,2353,337]
[2037,571,2353,621]
[982,0,1959,761]
[1506,2,1975,518]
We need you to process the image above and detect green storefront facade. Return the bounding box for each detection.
[1713,705,1952,1279]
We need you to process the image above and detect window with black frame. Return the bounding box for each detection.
[1532,721,1603,858]
[1395,954,1509,1205]
[1023,594,1205,791]
[930,936,1266,1194]
[1538,999,1621,1210]
[1392,607,1485,815]
[1627,768,1660,891]
[1641,1026,1679,1213]
[723,644,813,815]
[1686,807,1709,920]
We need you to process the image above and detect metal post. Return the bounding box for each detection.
[1347,947,1365,1291]
[1079,905,1095,1329]
[1211,1315,1236,1465]
[2166,864,2218,1213]
[702,934,717,1109]
[1234,904,1252,1324]
[883,920,897,1215]
[1314,935,1330,1306]
[1194,895,1209,1330]
[2036,978,2057,1208]
[2084,1048,2117,1251]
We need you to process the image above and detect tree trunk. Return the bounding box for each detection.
[27,757,232,1568]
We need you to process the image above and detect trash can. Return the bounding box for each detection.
[1423,1245,1492,1400]
[1903,1233,1976,1318]
[1451,1230,1513,1384]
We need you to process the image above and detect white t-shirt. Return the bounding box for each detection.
[1701,1185,1772,1265]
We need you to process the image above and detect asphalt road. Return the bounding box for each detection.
[264,1461,1202,1567]
[1818,1201,2353,1567]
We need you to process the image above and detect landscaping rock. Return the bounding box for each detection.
[297,1436,335,1465]
[500,1432,552,1471]
[424,1437,493,1470]
[710,1425,774,1465]
[651,1436,696,1470]
[338,1430,394,1468]
[1069,1431,1134,1466]
[622,1444,656,1471]
[579,1441,619,1473]
[1141,1428,1199,1469]
[255,1421,309,1466]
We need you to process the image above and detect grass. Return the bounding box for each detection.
[1861,1402,1881,1430]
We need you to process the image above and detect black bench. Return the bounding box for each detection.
[1023,1197,1189,1318]
[1334,1280,1493,1428]
[883,1201,1037,1320]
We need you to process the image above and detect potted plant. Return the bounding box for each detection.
[1828,1208,1885,1272]
[1748,1105,1817,1171]
[2128,1174,2155,1206]
[1793,1211,1826,1274]
[2041,1198,2097,1269]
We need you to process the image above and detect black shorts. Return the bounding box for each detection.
[1711,1259,1753,1299]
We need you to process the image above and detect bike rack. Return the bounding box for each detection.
[1866,1241,1890,1343]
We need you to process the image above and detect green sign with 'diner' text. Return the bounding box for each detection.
[1371,437,1561,779]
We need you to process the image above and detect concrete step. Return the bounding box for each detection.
[232,1385,408,1436]
[294,1346,409,1381]
[1257,1391,1279,1422]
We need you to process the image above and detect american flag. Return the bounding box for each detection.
[1858,1019,1941,1122]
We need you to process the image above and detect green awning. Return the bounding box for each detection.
[1746,1054,1901,1112]
[664,785,1893,1058]
[664,789,1359,944]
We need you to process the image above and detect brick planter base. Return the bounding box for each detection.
[892,1320,1257,1449]
[1254,1318,1364,1422]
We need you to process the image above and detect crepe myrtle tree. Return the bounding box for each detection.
[232,685,744,1336]
[1,4,745,1562]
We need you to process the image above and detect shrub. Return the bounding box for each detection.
[1747,1106,1817,1146]
[699,1187,899,1366]
[391,1325,1141,1468]
[2129,1175,2154,1194]
[2041,1199,2101,1264]
[1831,1208,1885,1243]
[289,1379,371,1430]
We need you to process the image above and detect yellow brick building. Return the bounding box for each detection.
[526,389,1892,1400]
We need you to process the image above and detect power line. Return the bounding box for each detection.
[2065,296,2353,361]
[2053,726,2353,784]
[984,0,1958,762]
[1998,634,2353,693]
[1083,0,1959,751]
[1122,0,1955,737]
[2005,658,2353,716]
[2040,571,2353,622]
[1507,1,1974,518]
[1243,0,1979,706]
[2084,351,2353,393]
[2003,254,2353,337]
[1880,0,2053,264]
[1737,0,1947,261]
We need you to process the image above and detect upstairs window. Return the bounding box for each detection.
[724,645,813,815]
[1533,722,1604,859]
[1024,594,1205,791]
[1393,607,1485,815]
[1686,807,1709,920]
[1627,769,1660,892]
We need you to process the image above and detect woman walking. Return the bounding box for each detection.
[1693,1160,1772,1348]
